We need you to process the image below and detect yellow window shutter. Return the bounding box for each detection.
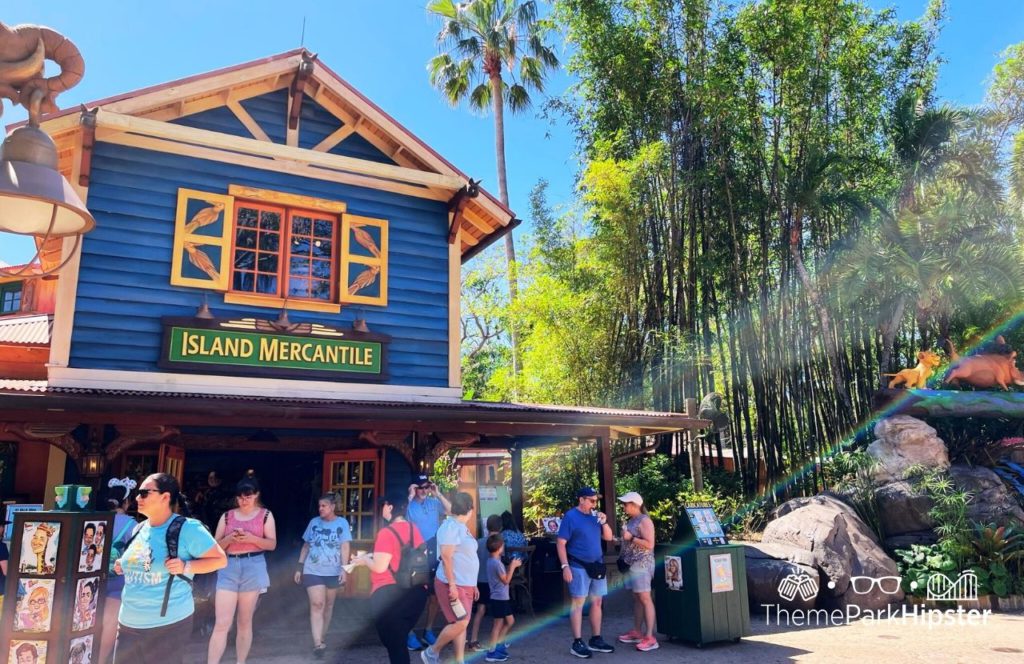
[340,214,388,307]
[170,188,235,291]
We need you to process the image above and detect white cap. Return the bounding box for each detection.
[618,491,643,506]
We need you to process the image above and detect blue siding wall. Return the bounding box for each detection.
[70,141,451,387]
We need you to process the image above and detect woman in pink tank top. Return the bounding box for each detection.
[207,478,276,664]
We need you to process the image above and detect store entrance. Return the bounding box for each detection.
[183,450,321,550]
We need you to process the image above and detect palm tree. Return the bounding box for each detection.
[427,0,559,344]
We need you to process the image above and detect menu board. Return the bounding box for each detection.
[684,504,728,547]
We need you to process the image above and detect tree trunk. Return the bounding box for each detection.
[489,73,519,384]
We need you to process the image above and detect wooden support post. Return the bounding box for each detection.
[596,435,617,535]
[686,398,703,492]
[510,445,524,531]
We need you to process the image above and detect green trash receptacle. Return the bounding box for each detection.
[652,505,750,647]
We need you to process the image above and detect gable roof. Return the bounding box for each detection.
[16,49,514,260]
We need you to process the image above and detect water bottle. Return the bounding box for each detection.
[450,596,467,620]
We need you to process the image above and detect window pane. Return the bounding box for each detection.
[332,463,345,485]
[348,463,360,484]
[292,237,311,255]
[236,229,257,249]
[233,271,252,292]
[313,219,333,238]
[363,461,375,480]
[234,250,255,270]
[292,216,312,236]
[312,259,332,279]
[255,274,277,294]
[259,232,279,252]
[260,211,281,231]
[311,280,331,301]
[257,253,278,273]
[312,238,331,258]
[290,256,310,276]
[288,277,310,298]
[237,207,258,228]
[360,516,374,539]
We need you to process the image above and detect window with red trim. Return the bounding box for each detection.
[231,202,338,302]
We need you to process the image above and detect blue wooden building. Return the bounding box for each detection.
[0,51,703,567]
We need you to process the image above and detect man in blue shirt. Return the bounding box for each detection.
[557,487,616,658]
[406,474,451,651]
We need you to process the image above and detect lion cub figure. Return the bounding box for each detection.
[886,350,942,388]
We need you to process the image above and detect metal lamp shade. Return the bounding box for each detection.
[0,124,95,238]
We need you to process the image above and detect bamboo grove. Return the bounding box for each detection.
[460,0,1024,499]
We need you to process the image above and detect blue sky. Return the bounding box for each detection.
[2,0,1023,264]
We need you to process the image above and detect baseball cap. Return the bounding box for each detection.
[577,487,600,498]
[617,491,644,506]
[415,474,431,487]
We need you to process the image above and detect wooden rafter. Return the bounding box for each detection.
[78,107,97,187]
[226,99,272,142]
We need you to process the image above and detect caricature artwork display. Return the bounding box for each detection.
[8,640,46,664]
[72,576,99,632]
[78,521,104,573]
[18,522,60,575]
[709,553,734,593]
[13,579,56,632]
[543,516,562,534]
[664,555,683,591]
[68,635,93,664]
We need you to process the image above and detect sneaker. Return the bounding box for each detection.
[468,641,486,652]
[617,630,642,644]
[485,649,509,662]
[407,633,423,651]
[499,644,510,654]
[588,636,615,653]
[422,629,438,646]
[636,636,660,652]
[570,639,592,659]
[420,646,440,664]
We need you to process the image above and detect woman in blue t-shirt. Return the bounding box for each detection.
[112,473,226,664]
[293,493,352,659]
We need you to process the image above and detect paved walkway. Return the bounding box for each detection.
[185,587,1024,663]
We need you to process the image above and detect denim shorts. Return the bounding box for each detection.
[216,554,270,593]
[624,563,654,593]
[568,565,608,599]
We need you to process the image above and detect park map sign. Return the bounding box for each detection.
[159,316,389,381]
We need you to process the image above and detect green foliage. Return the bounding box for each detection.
[968,523,1024,597]
[906,466,973,568]
[431,450,461,495]
[521,443,598,533]
[820,450,885,541]
[895,543,957,597]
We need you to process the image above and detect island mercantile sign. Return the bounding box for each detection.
[158,317,388,380]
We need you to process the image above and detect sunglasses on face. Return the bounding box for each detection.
[136,489,165,498]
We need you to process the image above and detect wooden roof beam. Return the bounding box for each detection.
[448,180,481,244]
[287,52,316,147]
[92,109,465,190]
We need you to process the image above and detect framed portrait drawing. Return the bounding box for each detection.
[17,521,60,575]
[68,635,93,664]
[78,521,104,573]
[13,579,56,632]
[664,555,683,591]
[8,640,47,664]
[72,576,100,632]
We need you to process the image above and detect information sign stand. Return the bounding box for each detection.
[652,503,750,647]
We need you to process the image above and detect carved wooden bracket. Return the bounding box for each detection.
[289,51,317,130]
[2,422,82,458]
[107,425,180,460]
[426,432,480,468]
[359,430,414,467]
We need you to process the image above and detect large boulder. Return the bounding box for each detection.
[874,480,935,536]
[743,542,821,611]
[866,416,950,484]
[762,494,904,611]
[950,464,1024,526]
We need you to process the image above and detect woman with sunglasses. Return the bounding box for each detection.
[113,473,226,664]
[207,478,276,664]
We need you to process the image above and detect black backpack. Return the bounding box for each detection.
[384,523,431,588]
[122,515,193,616]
